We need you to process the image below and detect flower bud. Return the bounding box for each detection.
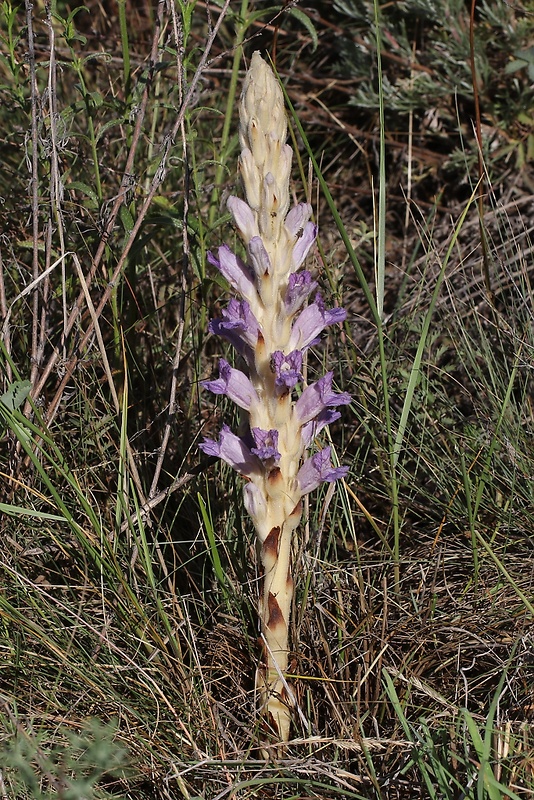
[239,52,287,154]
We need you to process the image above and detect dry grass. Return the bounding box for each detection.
[0,0,533,797]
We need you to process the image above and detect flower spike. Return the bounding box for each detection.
[200,52,350,749]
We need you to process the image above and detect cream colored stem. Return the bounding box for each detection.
[257,511,298,744]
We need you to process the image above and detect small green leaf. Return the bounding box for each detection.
[88,90,103,108]
[247,7,279,26]
[82,51,112,67]
[119,205,135,235]
[289,7,318,52]
[513,46,534,64]
[16,239,50,254]
[504,59,527,75]
[0,380,31,411]
[204,273,231,293]
[95,116,128,143]
[67,181,99,207]
[66,5,89,26]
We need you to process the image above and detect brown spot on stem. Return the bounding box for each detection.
[280,685,293,704]
[289,500,302,518]
[263,526,280,560]
[265,711,278,733]
[267,592,284,629]
[268,467,282,485]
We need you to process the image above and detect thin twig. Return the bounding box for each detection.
[24,1,40,388]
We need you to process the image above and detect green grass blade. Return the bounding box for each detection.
[0,503,66,521]
[382,670,440,798]
[198,490,230,603]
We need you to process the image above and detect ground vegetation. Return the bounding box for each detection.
[0,0,533,797]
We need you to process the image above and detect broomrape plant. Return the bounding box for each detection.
[200,52,350,745]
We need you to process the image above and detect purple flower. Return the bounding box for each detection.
[209,298,260,358]
[201,358,259,411]
[207,246,257,307]
[297,446,349,495]
[227,196,259,242]
[289,293,346,351]
[301,408,342,447]
[292,222,317,271]
[243,481,267,522]
[283,271,318,316]
[285,203,312,237]
[199,424,262,477]
[284,203,316,270]
[295,371,351,425]
[251,428,281,463]
[271,350,303,392]
[249,236,272,277]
